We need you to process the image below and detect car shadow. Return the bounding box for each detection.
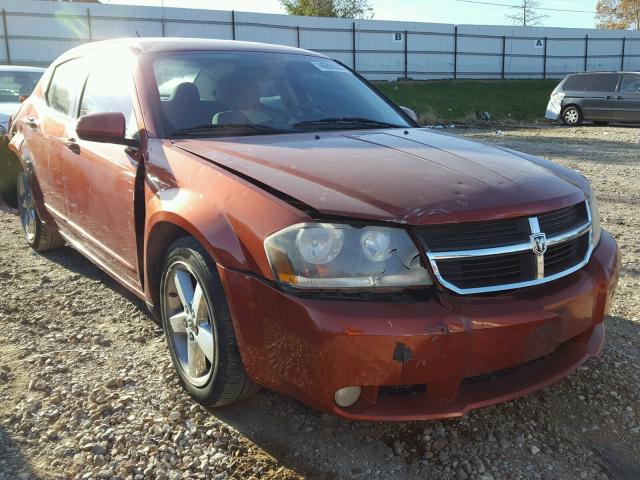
[0,426,37,479]
[1,201,153,328]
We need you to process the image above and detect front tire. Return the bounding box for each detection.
[562,106,582,126]
[160,237,258,406]
[16,171,64,251]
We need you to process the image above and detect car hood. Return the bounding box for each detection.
[174,128,587,225]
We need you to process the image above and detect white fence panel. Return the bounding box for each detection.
[1,0,639,79]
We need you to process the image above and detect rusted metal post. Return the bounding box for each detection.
[584,34,589,71]
[501,35,506,79]
[453,26,458,79]
[352,21,356,71]
[403,30,408,79]
[2,9,10,65]
[542,36,547,79]
[87,8,93,41]
[231,10,236,40]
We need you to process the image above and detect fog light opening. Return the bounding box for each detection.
[334,386,361,408]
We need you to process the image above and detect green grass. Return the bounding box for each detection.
[374,80,559,124]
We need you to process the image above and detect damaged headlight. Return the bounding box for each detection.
[264,223,432,290]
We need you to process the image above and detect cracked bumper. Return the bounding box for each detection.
[220,231,619,421]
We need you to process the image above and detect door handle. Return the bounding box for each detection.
[616,96,623,100]
[606,95,613,99]
[63,137,80,154]
[24,117,38,130]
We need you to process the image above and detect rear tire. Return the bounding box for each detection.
[160,237,259,407]
[16,171,64,251]
[562,106,582,126]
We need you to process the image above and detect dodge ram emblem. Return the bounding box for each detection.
[530,233,547,256]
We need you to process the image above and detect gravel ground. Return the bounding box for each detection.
[0,125,639,480]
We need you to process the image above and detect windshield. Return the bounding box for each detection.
[0,71,42,103]
[151,51,411,137]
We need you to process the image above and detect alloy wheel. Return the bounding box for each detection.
[17,174,37,243]
[564,108,579,125]
[163,261,215,387]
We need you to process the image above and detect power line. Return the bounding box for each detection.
[453,0,595,15]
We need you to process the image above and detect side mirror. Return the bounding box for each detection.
[399,106,418,123]
[76,112,137,147]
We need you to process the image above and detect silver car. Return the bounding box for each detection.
[0,65,45,205]
[0,65,45,133]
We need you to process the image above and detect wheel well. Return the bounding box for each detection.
[0,149,21,208]
[145,222,192,318]
[562,104,581,115]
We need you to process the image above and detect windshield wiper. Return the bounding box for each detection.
[172,124,289,136]
[293,117,405,129]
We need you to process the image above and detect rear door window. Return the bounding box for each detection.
[619,75,640,94]
[46,59,86,116]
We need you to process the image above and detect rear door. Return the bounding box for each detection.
[26,58,86,220]
[60,58,142,289]
[614,74,640,122]
[580,73,620,121]
[582,73,618,121]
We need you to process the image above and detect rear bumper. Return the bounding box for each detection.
[220,231,619,421]
[545,99,562,120]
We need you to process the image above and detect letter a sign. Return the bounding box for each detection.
[535,39,544,49]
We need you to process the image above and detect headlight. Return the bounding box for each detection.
[264,223,432,290]
[588,191,601,247]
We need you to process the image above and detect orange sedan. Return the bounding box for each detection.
[5,39,619,420]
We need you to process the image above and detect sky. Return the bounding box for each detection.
[103,0,600,29]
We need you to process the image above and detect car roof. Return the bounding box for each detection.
[0,65,46,73]
[60,37,327,60]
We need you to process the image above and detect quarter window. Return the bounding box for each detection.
[46,59,86,115]
[563,75,588,91]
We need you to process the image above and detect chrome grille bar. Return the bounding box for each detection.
[425,201,594,295]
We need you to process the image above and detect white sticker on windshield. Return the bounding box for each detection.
[311,61,348,73]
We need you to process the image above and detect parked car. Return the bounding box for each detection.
[0,65,45,204]
[546,71,640,125]
[6,39,619,421]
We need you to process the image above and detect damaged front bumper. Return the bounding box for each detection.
[220,231,619,421]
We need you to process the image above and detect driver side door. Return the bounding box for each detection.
[60,60,142,292]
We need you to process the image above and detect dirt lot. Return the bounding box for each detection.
[0,125,639,480]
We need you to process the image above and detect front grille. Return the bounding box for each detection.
[419,201,593,294]
[545,233,590,276]
[419,218,529,251]
[436,251,534,290]
[539,203,589,236]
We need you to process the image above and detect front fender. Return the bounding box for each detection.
[142,140,309,306]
